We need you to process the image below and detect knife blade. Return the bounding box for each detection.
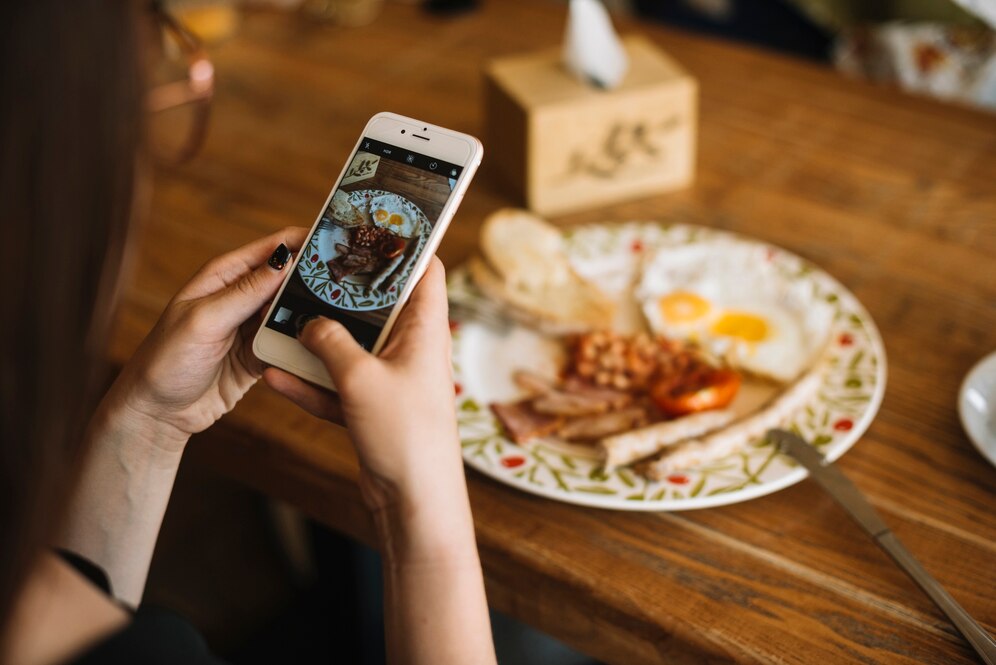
[768,429,996,664]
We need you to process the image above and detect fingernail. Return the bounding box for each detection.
[268,243,291,271]
[295,314,319,338]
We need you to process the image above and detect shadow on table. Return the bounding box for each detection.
[145,454,601,665]
[229,529,601,665]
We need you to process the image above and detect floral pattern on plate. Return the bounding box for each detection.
[449,222,887,511]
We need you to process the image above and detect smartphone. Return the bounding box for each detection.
[253,112,483,390]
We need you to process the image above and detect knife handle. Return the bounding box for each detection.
[875,531,996,664]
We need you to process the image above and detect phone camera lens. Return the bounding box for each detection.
[401,129,406,134]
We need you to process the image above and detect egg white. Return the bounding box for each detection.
[637,240,833,383]
[369,194,419,238]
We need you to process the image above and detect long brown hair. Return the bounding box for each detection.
[0,0,144,634]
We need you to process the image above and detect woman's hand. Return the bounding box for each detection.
[263,257,462,521]
[105,227,308,451]
[61,227,307,605]
[264,258,496,664]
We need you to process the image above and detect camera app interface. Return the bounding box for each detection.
[266,138,463,350]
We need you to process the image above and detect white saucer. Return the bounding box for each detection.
[958,350,996,469]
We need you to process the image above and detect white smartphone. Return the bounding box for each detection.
[253,112,483,390]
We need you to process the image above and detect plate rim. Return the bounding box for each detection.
[958,349,996,469]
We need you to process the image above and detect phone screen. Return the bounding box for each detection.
[265,137,463,350]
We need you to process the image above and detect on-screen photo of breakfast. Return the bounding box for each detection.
[266,137,462,350]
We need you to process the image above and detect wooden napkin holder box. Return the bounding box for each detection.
[484,35,697,216]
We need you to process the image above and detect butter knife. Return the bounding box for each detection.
[768,428,996,664]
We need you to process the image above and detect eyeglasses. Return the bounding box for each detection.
[147,1,215,164]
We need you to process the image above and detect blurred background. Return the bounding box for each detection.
[163,0,996,109]
[142,1,995,664]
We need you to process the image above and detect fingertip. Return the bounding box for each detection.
[262,366,288,390]
[263,365,307,396]
[297,315,341,347]
[409,257,446,302]
[262,366,302,397]
[296,316,370,379]
[406,257,449,322]
[263,366,343,423]
[424,256,446,286]
[262,364,303,398]
[294,314,320,339]
[266,243,292,271]
[281,225,310,250]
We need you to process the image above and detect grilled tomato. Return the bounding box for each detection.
[650,368,741,417]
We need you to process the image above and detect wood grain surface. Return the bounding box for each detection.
[111,2,996,663]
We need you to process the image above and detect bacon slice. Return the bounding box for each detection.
[511,370,557,397]
[532,391,614,417]
[490,400,563,444]
[329,244,381,282]
[560,376,633,408]
[557,407,649,442]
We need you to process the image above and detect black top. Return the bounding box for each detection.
[59,551,226,665]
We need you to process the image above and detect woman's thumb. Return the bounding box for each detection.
[297,316,371,384]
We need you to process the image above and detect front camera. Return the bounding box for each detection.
[401,129,406,134]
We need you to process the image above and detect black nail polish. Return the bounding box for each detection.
[268,243,291,270]
[295,314,319,337]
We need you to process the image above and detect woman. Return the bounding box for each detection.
[0,1,496,663]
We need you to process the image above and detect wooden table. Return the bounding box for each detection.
[113,2,996,662]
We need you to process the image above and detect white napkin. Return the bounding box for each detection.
[562,0,629,89]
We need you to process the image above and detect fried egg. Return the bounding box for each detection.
[637,241,833,383]
[369,194,419,238]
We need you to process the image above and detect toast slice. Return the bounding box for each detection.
[468,209,615,334]
[329,190,368,228]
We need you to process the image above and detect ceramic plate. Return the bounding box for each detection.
[299,189,429,312]
[450,222,887,511]
[959,350,996,468]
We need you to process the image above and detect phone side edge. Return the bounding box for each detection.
[368,138,483,354]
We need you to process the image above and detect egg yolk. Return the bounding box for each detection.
[374,209,389,222]
[659,291,711,324]
[710,311,769,342]
[388,213,405,226]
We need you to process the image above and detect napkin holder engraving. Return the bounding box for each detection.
[341,151,380,186]
[485,36,697,216]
